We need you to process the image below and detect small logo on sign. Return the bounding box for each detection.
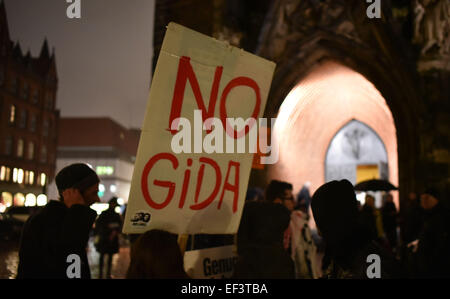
[130,211,151,227]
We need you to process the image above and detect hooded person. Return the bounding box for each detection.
[311,179,402,279]
[17,163,100,279]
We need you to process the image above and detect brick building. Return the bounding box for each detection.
[0,2,58,211]
[47,117,140,207]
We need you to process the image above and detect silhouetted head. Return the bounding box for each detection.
[126,229,188,279]
[311,180,359,244]
[245,187,264,202]
[365,194,375,208]
[408,192,417,201]
[266,180,294,211]
[420,187,440,210]
[55,163,100,205]
[108,196,119,209]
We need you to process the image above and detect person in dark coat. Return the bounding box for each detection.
[399,191,424,274]
[94,197,123,279]
[311,180,402,279]
[381,193,398,252]
[17,163,100,279]
[359,194,381,242]
[401,192,424,245]
[233,200,295,279]
[413,187,450,278]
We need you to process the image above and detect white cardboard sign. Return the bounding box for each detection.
[123,23,275,234]
[184,245,238,279]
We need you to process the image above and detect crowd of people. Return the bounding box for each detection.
[15,163,450,279]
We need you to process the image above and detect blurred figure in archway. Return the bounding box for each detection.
[382,193,398,253]
[296,181,311,213]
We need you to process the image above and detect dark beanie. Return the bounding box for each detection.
[311,179,359,240]
[55,163,100,195]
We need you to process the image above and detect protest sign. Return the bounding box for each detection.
[184,245,238,279]
[123,23,275,234]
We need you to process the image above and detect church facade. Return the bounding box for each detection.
[153,0,449,208]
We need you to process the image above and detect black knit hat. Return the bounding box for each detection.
[55,163,100,195]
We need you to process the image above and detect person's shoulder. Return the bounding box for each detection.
[22,201,64,233]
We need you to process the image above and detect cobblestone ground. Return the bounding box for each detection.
[0,236,130,279]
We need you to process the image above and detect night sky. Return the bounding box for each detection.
[5,0,155,129]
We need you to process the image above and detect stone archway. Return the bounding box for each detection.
[266,61,398,207]
[250,0,421,206]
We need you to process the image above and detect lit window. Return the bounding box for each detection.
[0,166,5,181]
[96,166,114,176]
[12,168,18,183]
[28,142,34,160]
[18,169,24,184]
[98,184,105,198]
[17,138,24,157]
[25,194,36,207]
[1,192,13,207]
[37,194,47,206]
[29,171,34,185]
[14,193,25,206]
[40,173,46,186]
[9,105,15,124]
[24,170,29,184]
[5,167,10,181]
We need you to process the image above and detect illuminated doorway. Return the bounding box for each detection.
[269,61,398,208]
[325,120,389,184]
